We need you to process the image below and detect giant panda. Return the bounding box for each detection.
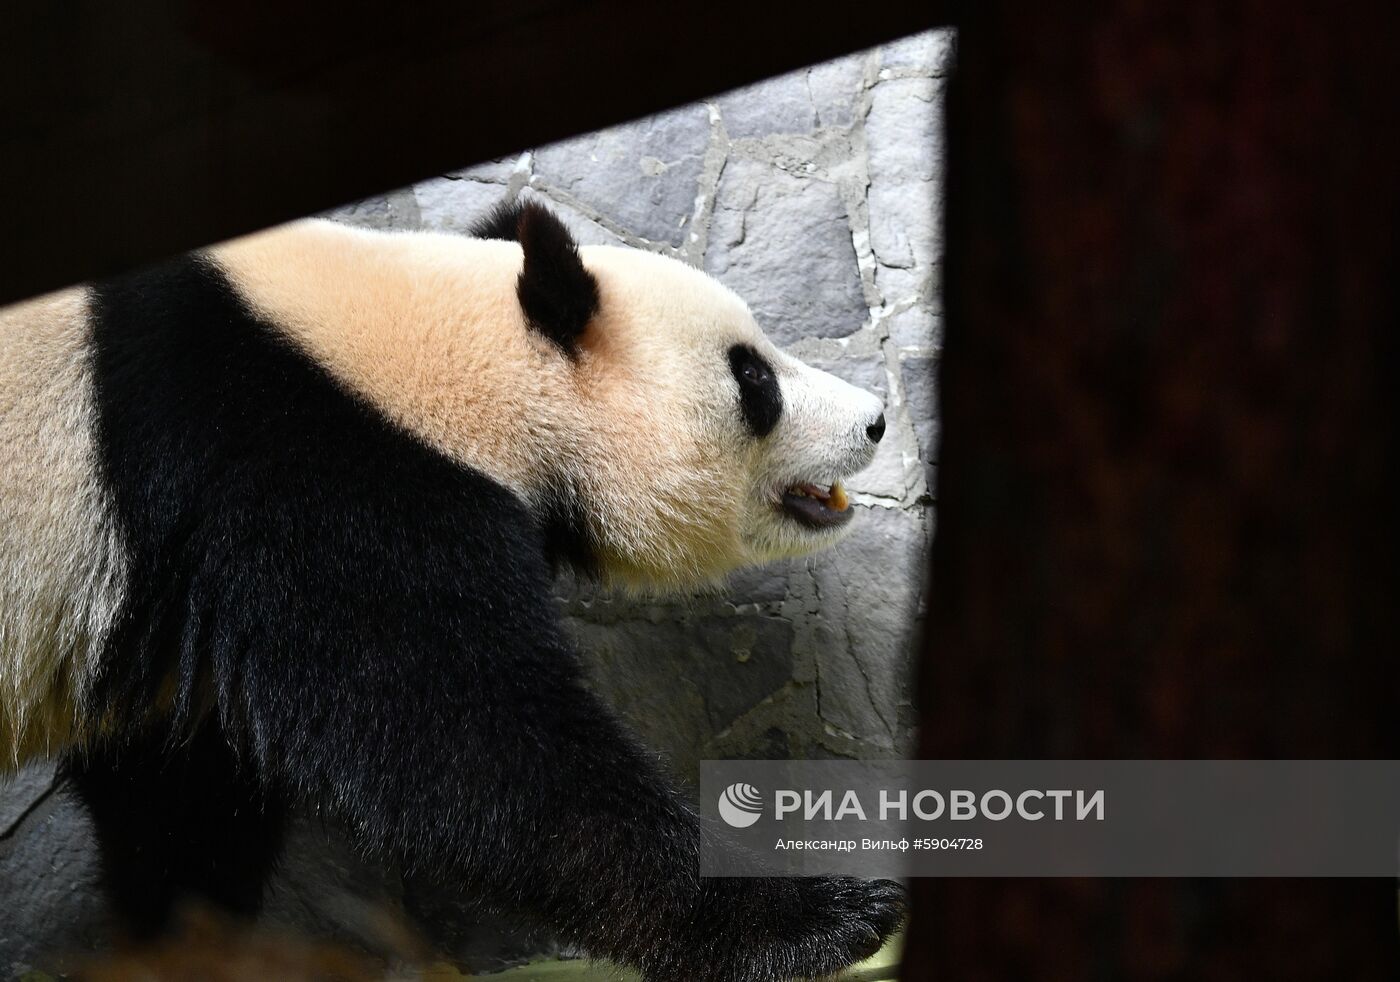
[0,200,902,980]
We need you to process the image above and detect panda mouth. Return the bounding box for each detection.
[779,481,853,529]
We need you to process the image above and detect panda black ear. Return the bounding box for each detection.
[471,199,599,357]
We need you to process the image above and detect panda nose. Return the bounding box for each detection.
[866,414,886,444]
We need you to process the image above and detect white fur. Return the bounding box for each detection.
[0,288,129,771]
[215,220,884,591]
[743,349,884,561]
[575,246,884,572]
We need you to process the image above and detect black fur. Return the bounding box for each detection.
[471,200,599,357]
[728,343,783,437]
[75,253,901,979]
[63,719,284,938]
[468,198,529,242]
[538,479,599,577]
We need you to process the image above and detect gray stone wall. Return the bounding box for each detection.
[0,29,950,977]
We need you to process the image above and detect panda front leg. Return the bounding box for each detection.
[247,646,901,981]
[63,718,287,940]
[173,442,905,978]
[462,687,908,981]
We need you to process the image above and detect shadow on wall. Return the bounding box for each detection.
[0,28,949,979]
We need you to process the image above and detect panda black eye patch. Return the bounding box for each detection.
[728,344,782,437]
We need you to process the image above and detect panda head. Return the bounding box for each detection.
[479,202,885,591]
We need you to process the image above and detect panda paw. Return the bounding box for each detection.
[648,875,906,982]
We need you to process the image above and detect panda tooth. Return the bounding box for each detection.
[829,482,849,512]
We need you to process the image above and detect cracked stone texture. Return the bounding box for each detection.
[413,176,505,235]
[531,105,712,248]
[1,769,105,974]
[901,354,940,495]
[885,303,941,352]
[806,506,932,748]
[706,155,868,344]
[717,71,820,139]
[879,30,956,77]
[0,28,950,977]
[867,78,943,277]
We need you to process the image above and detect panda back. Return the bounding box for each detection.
[0,288,128,769]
